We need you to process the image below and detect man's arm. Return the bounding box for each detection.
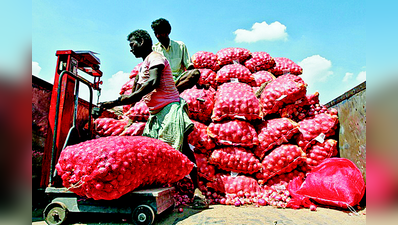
[100,64,164,109]
[181,42,194,71]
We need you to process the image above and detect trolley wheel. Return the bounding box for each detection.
[132,204,155,225]
[43,202,69,225]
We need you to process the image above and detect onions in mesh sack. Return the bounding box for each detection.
[296,113,339,151]
[119,122,146,136]
[269,57,303,76]
[180,86,215,124]
[207,174,261,196]
[120,79,135,96]
[302,139,338,172]
[209,146,262,174]
[251,71,276,87]
[216,64,254,85]
[197,68,218,89]
[259,74,307,116]
[191,51,220,71]
[244,51,275,73]
[195,153,217,181]
[120,63,142,95]
[208,120,259,148]
[279,92,319,121]
[56,136,194,200]
[265,169,306,188]
[129,62,143,79]
[256,144,306,184]
[307,103,338,119]
[94,117,129,137]
[211,82,261,121]
[216,47,251,66]
[124,100,149,122]
[253,118,299,160]
[187,120,216,154]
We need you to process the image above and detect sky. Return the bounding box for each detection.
[31,0,369,104]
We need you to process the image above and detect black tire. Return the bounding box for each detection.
[132,204,155,225]
[43,202,69,225]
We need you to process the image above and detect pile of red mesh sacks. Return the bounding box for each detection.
[63,47,364,210]
[184,48,364,210]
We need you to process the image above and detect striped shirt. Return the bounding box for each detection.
[137,51,180,112]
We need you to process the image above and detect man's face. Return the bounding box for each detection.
[129,38,142,58]
[154,31,169,44]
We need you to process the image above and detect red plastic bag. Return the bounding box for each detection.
[286,176,313,209]
[294,158,365,209]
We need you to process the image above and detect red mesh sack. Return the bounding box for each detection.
[124,100,149,122]
[119,122,146,136]
[294,158,365,208]
[192,51,220,71]
[198,68,218,89]
[120,79,135,96]
[194,153,217,181]
[265,169,306,188]
[256,144,306,184]
[207,174,261,195]
[209,146,262,174]
[94,117,129,137]
[253,118,299,160]
[279,92,320,121]
[307,103,338,119]
[296,113,339,151]
[269,57,303,76]
[129,62,143,79]
[187,120,216,154]
[259,74,307,116]
[302,139,338,172]
[304,92,320,105]
[56,136,194,200]
[180,86,215,124]
[208,120,259,148]
[244,51,275,73]
[251,71,276,87]
[216,47,251,66]
[216,64,254,85]
[122,105,132,114]
[211,82,261,121]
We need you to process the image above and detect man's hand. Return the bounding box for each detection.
[99,99,119,110]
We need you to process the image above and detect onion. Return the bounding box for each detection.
[234,199,242,207]
[310,204,317,211]
[258,198,267,206]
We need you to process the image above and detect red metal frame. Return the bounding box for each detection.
[40,50,102,188]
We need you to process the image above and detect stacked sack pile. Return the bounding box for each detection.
[94,47,343,209]
[182,48,340,209]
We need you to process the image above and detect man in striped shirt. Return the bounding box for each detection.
[100,29,208,209]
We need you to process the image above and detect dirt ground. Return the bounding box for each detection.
[33,203,366,225]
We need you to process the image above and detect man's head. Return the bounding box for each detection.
[151,18,171,45]
[127,29,153,58]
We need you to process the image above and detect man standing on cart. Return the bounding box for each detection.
[100,29,208,209]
